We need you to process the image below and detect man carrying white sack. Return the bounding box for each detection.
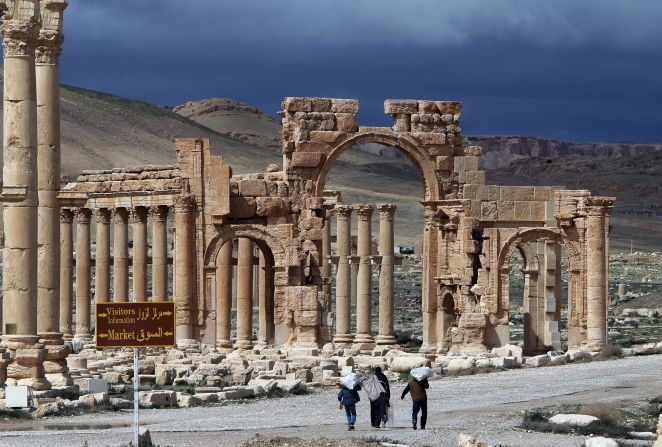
[401,367,432,430]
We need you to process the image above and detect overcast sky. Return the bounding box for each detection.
[58,0,662,143]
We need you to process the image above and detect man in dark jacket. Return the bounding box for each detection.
[370,366,391,428]
[401,377,429,430]
[337,382,362,430]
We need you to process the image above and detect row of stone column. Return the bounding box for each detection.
[215,239,274,350]
[59,205,173,340]
[332,203,397,349]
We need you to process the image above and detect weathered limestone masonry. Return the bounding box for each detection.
[50,97,615,358]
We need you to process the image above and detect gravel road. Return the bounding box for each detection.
[1,355,661,447]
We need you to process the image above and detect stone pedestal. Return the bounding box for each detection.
[376,204,397,345]
[235,238,254,350]
[59,209,74,339]
[151,206,169,301]
[74,208,91,340]
[131,207,148,301]
[95,208,111,303]
[41,332,72,387]
[112,207,129,302]
[215,241,233,348]
[353,204,375,349]
[333,206,353,345]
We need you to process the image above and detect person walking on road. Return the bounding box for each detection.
[401,376,429,430]
[369,366,390,428]
[337,381,362,431]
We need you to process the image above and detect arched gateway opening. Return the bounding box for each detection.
[205,225,287,349]
[499,229,582,354]
[310,128,441,351]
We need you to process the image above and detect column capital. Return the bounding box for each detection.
[377,203,397,219]
[585,196,615,217]
[95,208,111,224]
[130,206,148,223]
[151,205,169,222]
[174,195,196,213]
[335,205,353,219]
[1,2,40,57]
[112,207,128,223]
[74,207,91,223]
[353,203,374,220]
[59,208,74,223]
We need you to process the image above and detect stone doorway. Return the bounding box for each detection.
[507,240,573,355]
[212,237,276,350]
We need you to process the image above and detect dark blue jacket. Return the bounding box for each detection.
[337,384,361,406]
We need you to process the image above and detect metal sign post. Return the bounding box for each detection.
[95,301,176,446]
[134,347,139,447]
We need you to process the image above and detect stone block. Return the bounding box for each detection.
[446,358,475,375]
[239,180,267,197]
[464,170,485,185]
[389,356,430,373]
[330,99,359,114]
[418,100,437,113]
[435,101,462,115]
[290,152,326,168]
[256,197,289,217]
[514,201,531,220]
[384,99,418,114]
[335,113,357,132]
[84,378,108,394]
[155,365,176,386]
[229,196,257,219]
[282,97,312,112]
[435,155,453,171]
[296,140,332,152]
[481,201,498,220]
[530,201,546,221]
[525,354,551,367]
[498,201,515,221]
[309,131,345,144]
[310,98,332,112]
[138,390,176,408]
[218,388,255,400]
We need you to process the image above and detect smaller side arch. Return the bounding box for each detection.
[204,224,289,269]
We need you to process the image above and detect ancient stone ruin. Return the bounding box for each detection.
[0,1,616,392]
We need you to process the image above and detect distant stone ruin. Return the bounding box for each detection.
[0,1,615,391]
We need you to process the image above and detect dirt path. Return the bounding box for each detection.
[1,355,661,447]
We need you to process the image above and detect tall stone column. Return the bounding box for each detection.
[174,195,195,340]
[112,207,129,302]
[131,206,148,301]
[354,204,375,349]
[151,206,169,301]
[321,211,333,309]
[215,241,233,349]
[376,204,397,345]
[333,206,353,345]
[235,238,254,350]
[74,208,92,340]
[94,208,111,303]
[585,198,613,351]
[0,0,50,390]
[36,0,67,358]
[257,250,274,346]
[59,209,74,339]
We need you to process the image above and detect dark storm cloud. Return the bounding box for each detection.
[56,0,662,142]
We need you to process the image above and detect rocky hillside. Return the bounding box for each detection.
[466,135,662,170]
